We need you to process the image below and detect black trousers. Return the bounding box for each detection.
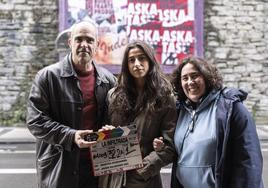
[79,159,98,188]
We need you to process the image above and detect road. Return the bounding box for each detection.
[0,141,267,188]
[0,143,36,188]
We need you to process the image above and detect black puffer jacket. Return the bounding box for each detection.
[26,54,116,188]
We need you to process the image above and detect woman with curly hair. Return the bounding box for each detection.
[154,56,263,188]
[99,40,177,188]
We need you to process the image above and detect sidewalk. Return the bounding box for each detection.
[0,125,268,143]
[257,125,268,141]
[0,127,35,143]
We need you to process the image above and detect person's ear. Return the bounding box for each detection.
[95,40,99,52]
[96,40,99,48]
[68,38,72,49]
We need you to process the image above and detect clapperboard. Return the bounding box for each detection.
[87,124,143,176]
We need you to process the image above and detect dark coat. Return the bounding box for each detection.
[99,89,178,188]
[26,54,116,188]
[171,88,263,188]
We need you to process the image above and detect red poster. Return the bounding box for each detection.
[127,0,195,65]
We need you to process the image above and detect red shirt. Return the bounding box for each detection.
[77,67,97,162]
[77,68,97,131]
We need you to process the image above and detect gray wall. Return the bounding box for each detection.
[0,0,267,126]
[0,0,58,125]
[204,0,268,124]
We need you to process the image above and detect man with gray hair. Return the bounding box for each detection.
[27,21,116,188]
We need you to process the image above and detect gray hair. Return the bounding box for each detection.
[69,19,99,39]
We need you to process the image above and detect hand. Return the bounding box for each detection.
[153,137,164,152]
[98,124,115,132]
[74,130,96,148]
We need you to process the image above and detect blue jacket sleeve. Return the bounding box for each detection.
[229,101,263,188]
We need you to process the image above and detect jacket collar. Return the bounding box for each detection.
[93,60,110,85]
[183,89,221,113]
[220,87,247,102]
[60,53,110,85]
[60,53,76,78]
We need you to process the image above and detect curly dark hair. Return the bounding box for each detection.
[109,40,173,125]
[171,56,223,101]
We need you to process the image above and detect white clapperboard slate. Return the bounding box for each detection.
[88,124,143,176]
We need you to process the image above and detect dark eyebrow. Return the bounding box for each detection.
[129,54,146,58]
[128,54,146,60]
[181,72,199,78]
[74,36,95,41]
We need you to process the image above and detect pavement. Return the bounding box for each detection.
[257,125,268,141]
[0,125,268,143]
[0,127,35,143]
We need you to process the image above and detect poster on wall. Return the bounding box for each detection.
[58,0,203,73]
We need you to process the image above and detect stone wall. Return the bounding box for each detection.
[204,0,268,124]
[0,0,58,126]
[0,0,267,126]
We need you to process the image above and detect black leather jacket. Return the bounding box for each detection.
[26,54,116,188]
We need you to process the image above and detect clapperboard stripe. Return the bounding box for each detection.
[85,125,136,142]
